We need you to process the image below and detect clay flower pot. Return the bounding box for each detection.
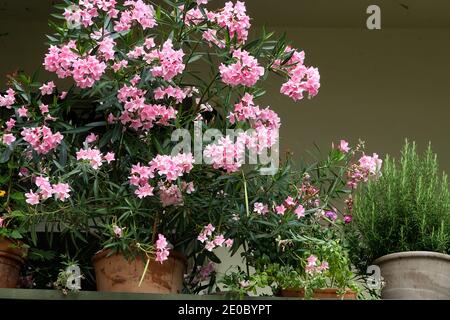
[92,249,187,293]
[280,288,357,300]
[0,237,27,288]
[374,251,450,299]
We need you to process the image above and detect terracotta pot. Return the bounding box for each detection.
[280,288,357,300]
[374,251,450,299]
[92,249,187,293]
[0,237,27,288]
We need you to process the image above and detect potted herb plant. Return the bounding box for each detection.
[347,140,450,299]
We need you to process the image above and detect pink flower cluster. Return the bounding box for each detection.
[98,36,116,61]
[204,94,280,173]
[145,39,185,81]
[277,47,320,101]
[25,176,71,205]
[117,84,177,131]
[219,49,264,87]
[129,153,194,199]
[114,0,157,32]
[209,1,250,44]
[273,196,305,218]
[0,88,15,109]
[44,41,106,88]
[63,0,118,28]
[347,153,383,189]
[21,126,63,155]
[253,202,269,215]
[155,234,170,263]
[76,147,115,169]
[39,81,55,96]
[154,85,187,103]
[2,134,16,146]
[305,255,329,275]
[158,181,195,207]
[197,224,233,252]
[203,136,245,173]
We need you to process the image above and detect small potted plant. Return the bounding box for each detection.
[1,72,72,287]
[347,140,450,299]
[222,141,382,299]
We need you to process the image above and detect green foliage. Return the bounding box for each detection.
[348,140,450,271]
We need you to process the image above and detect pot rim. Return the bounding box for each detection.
[374,251,450,265]
[92,248,188,266]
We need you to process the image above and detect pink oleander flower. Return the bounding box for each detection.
[5,118,16,131]
[2,134,16,146]
[98,36,116,61]
[153,86,187,104]
[144,37,155,49]
[18,106,29,118]
[224,238,233,248]
[113,225,123,237]
[85,133,98,144]
[117,84,177,131]
[197,233,208,243]
[280,66,320,101]
[39,104,49,114]
[204,241,216,251]
[0,88,15,109]
[203,224,215,236]
[25,191,40,205]
[214,1,250,43]
[347,153,383,189]
[155,234,170,263]
[147,39,185,81]
[103,152,115,163]
[112,59,128,72]
[43,41,78,79]
[0,217,4,228]
[76,147,103,169]
[197,0,208,5]
[202,29,225,48]
[159,183,183,207]
[35,176,53,200]
[203,135,245,173]
[213,234,225,247]
[181,181,195,194]
[21,126,63,155]
[72,55,107,88]
[294,205,305,218]
[149,153,194,181]
[306,255,317,267]
[60,91,68,100]
[185,7,204,26]
[284,196,296,207]
[275,204,286,215]
[39,81,56,96]
[114,0,157,32]
[337,140,350,153]
[219,49,264,87]
[135,183,154,199]
[253,202,269,215]
[52,183,71,201]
